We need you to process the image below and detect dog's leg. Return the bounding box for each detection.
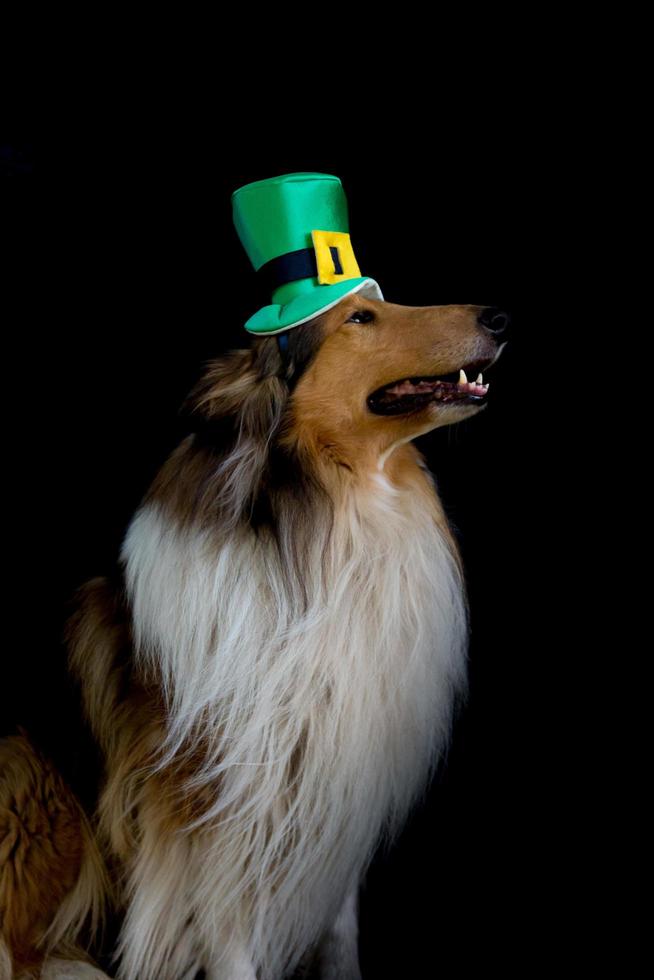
[313,887,362,980]
[0,735,108,980]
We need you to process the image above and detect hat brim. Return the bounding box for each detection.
[244,278,384,335]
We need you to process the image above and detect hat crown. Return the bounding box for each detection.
[232,172,348,275]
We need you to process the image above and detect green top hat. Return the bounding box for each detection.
[232,172,383,335]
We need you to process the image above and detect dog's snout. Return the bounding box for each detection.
[478,307,511,335]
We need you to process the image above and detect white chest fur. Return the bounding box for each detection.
[119,474,468,978]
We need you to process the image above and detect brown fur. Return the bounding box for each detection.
[0,736,91,977]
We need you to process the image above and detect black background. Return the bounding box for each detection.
[0,142,33,174]
[4,154,596,976]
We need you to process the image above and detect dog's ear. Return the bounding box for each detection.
[176,346,288,451]
[163,326,332,541]
[176,316,328,445]
[165,348,289,532]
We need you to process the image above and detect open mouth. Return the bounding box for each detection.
[367,358,495,416]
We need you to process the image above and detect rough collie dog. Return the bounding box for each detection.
[0,295,508,979]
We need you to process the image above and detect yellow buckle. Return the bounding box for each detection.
[311,229,362,285]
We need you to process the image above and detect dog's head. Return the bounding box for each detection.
[269,297,509,460]
[170,298,509,530]
[182,297,509,463]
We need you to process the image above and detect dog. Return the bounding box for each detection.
[0,296,508,979]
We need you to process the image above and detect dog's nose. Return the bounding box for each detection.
[478,307,511,334]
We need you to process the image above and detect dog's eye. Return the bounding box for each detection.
[346,310,374,324]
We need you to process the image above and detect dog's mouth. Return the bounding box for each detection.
[367,357,497,416]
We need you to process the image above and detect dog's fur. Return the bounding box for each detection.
[1,295,504,979]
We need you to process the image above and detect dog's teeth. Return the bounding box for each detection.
[459,369,468,384]
[476,373,483,384]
